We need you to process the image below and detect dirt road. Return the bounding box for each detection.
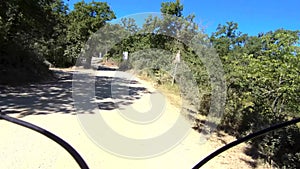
[0,69,261,169]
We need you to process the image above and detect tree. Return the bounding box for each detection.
[65,1,116,67]
[111,1,212,115]
[210,21,248,60]
[0,0,60,84]
[212,25,300,167]
[33,0,70,67]
[160,0,183,17]
[0,0,117,82]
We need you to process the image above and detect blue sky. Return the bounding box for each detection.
[66,0,300,36]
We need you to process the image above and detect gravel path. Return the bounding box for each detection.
[0,69,260,169]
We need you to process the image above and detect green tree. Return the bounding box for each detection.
[210,21,248,60]
[33,0,70,67]
[160,0,183,17]
[65,1,116,67]
[212,25,300,167]
[0,0,60,84]
[118,1,211,114]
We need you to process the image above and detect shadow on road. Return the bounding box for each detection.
[97,65,118,71]
[0,69,149,117]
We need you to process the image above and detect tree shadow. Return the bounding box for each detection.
[239,157,258,168]
[94,75,150,111]
[0,69,149,117]
[97,65,118,71]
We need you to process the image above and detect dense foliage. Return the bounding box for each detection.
[0,0,115,83]
[0,0,299,168]
[210,22,300,168]
[104,2,300,168]
[0,0,57,84]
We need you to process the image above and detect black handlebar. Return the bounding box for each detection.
[192,117,300,169]
[0,111,89,169]
[1,109,299,169]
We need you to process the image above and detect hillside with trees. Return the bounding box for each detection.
[0,0,115,83]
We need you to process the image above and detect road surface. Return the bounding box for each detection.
[0,68,258,169]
